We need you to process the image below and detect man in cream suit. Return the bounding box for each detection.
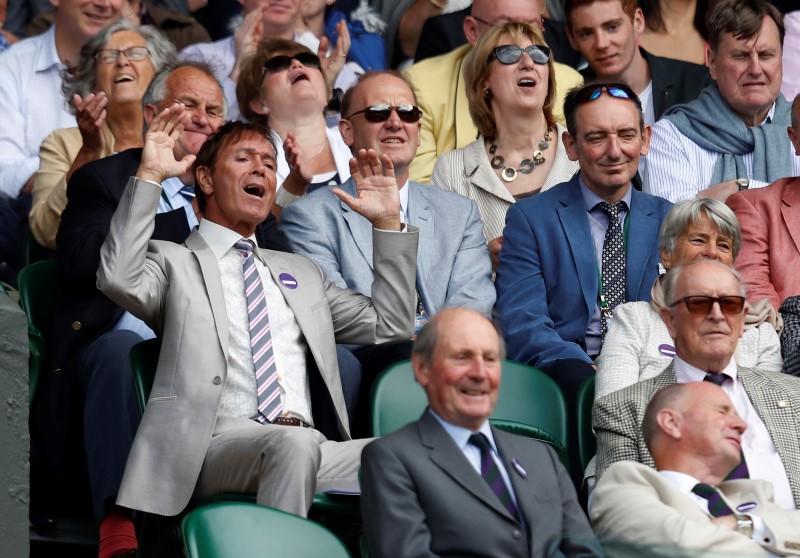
[361,308,603,558]
[594,259,800,509]
[593,382,800,556]
[280,71,494,434]
[97,111,419,520]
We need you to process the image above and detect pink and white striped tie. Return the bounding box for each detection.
[235,240,282,423]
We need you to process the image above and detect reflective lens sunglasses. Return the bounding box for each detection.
[490,44,551,66]
[263,52,322,74]
[345,105,423,123]
[575,82,639,104]
[669,296,746,316]
[94,46,150,64]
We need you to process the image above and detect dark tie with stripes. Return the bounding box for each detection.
[469,433,521,523]
[703,373,749,479]
[692,483,735,517]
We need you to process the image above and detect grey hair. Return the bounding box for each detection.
[662,259,746,308]
[658,198,743,260]
[412,309,507,368]
[61,21,177,114]
[141,60,228,132]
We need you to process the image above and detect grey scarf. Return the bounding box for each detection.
[663,83,792,185]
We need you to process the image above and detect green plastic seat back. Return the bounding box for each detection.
[130,338,161,414]
[576,373,597,471]
[23,225,54,266]
[18,259,58,403]
[370,360,569,450]
[182,501,351,558]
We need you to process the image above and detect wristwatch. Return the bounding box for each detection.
[736,178,750,191]
[735,514,754,538]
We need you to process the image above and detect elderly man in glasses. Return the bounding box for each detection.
[594,259,800,510]
[495,81,672,473]
[280,71,494,437]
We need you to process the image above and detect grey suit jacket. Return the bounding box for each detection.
[593,364,800,508]
[592,461,800,557]
[361,410,604,558]
[97,178,419,516]
[279,178,495,317]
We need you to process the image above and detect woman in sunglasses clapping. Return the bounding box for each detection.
[237,38,354,218]
[431,21,579,272]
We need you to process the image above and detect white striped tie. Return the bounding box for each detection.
[235,240,282,423]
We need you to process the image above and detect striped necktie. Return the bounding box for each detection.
[703,373,749,480]
[234,240,282,423]
[692,483,735,517]
[469,433,521,523]
[179,185,195,203]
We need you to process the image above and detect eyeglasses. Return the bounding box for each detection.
[345,105,423,123]
[472,15,544,31]
[263,52,322,75]
[94,46,150,64]
[669,296,746,316]
[490,44,551,66]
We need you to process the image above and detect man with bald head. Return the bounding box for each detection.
[361,308,603,558]
[593,382,800,555]
[403,0,584,183]
[594,259,800,510]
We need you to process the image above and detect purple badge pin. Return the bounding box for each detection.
[658,343,676,358]
[511,458,527,478]
[279,273,298,289]
[737,502,757,513]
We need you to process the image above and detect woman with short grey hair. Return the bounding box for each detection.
[595,197,783,399]
[30,20,176,250]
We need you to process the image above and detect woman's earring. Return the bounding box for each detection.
[262,104,270,115]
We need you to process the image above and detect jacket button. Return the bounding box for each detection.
[513,529,522,539]
[212,376,222,385]
[71,321,81,331]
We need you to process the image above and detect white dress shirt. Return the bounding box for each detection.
[0,26,76,197]
[643,104,800,202]
[198,219,313,425]
[673,355,795,510]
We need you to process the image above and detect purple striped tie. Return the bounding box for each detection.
[469,433,521,523]
[235,240,282,423]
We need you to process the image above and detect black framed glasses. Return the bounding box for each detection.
[345,105,423,123]
[669,296,746,316]
[94,46,150,64]
[263,52,322,74]
[490,44,551,66]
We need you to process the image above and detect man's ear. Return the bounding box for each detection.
[640,124,652,156]
[412,355,430,388]
[339,118,354,147]
[656,408,682,440]
[659,306,678,341]
[195,166,214,196]
[143,104,158,127]
[563,130,579,162]
[464,16,480,46]
[708,48,717,81]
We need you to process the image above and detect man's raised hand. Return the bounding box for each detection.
[333,149,401,231]
[136,104,193,184]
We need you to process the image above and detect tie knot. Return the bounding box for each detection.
[179,185,196,201]
[704,372,728,387]
[469,433,491,453]
[597,201,625,219]
[235,239,254,257]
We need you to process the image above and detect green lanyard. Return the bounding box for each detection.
[596,212,630,317]
[160,190,174,210]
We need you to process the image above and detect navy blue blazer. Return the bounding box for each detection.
[494,174,672,370]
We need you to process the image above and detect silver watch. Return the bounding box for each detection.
[737,178,750,191]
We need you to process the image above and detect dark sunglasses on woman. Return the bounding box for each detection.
[489,44,551,66]
[263,52,322,74]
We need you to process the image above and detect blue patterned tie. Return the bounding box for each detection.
[703,373,749,479]
[692,483,735,517]
[597,201,626,340]
[179,185,195,203]
[469,433,521,523]
[234,240,282,423]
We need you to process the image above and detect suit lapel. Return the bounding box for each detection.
[626,191,658,297]
[419,413,512,520]
[339,179,375,270]
[186,232,229,359]
[409,184,432,311]
[493,428,530,526]
[781,181,800,254]
[737,368,800,506]
[557,179,597,316]
[464,140,516,204]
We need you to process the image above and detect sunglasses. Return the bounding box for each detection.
[490,44,551,66]
[94,46,150,64]
[345,105,423,123]
[669,296,746,316]
[574,82,641,108]
[263,52,322,74]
